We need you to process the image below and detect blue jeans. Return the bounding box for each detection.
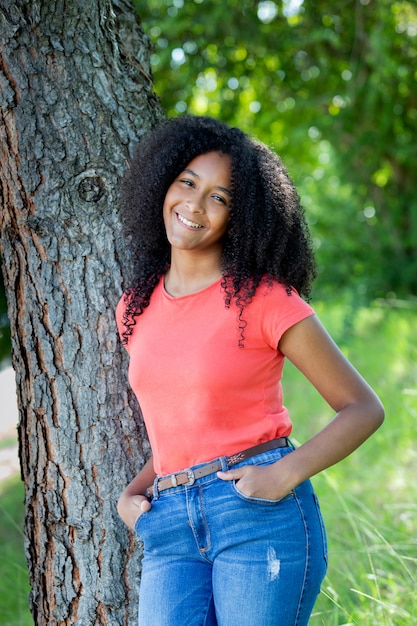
[135,444,328,625]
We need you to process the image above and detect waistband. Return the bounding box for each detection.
[146,437,289,498]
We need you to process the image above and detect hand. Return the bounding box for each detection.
[117,492,152,530]
[217,462,293,501]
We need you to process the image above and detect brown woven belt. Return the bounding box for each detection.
[146,437,288,498]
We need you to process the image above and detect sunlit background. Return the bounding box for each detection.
[0,1,416,623]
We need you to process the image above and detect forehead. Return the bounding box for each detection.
[183,151,231,180]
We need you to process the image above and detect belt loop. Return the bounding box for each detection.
[220,456,230,471]
[151,475,160,500]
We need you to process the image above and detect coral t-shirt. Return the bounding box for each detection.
[116,277,314,475]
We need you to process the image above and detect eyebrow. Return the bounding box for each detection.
[183,168,232,197]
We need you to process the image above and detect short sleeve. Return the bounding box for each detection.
[260,282,315,349]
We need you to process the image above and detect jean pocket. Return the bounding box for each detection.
[133,509,151,535]
[231,480,294,505]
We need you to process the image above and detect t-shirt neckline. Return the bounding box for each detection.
[161,275,222,301]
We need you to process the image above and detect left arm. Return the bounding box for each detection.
[218,315,384,499]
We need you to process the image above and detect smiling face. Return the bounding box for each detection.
[163,151,232,258]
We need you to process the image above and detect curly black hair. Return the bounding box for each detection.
[119,115,316,345]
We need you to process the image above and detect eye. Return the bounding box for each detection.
[179,178,194,188]
[212,194,228,205]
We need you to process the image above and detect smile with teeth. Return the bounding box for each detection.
[177,213,204,229]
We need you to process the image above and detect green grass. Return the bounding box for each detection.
[0,300,416,624]
[0,474,32,626]
[288,299,417,625]
[0,436,18,450]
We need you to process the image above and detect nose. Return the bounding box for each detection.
[186,194,204,214]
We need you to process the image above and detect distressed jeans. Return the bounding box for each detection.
[135,444,328,626]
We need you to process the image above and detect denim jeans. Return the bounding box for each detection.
[135,444,328,626]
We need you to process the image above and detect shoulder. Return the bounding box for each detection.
[256,278,312,309]
[252,278,315,348]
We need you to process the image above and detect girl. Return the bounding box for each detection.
[116,115,384,626]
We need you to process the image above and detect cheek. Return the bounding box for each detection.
[163,187,180,215]
[215,212,230,235]
[162,195,172,222]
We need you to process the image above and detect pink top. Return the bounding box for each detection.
[116,277,314,475]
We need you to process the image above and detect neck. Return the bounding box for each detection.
[165,249,223,297]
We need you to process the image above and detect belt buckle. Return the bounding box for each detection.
[168,469,196,489]
[170,469,195,488]
[185,469,195,486]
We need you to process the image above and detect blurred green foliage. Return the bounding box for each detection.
[1,0,416,362]
[133,0,417,300]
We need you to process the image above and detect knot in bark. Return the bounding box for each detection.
[78,176,106,203]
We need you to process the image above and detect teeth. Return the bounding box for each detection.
[177,213,203,229]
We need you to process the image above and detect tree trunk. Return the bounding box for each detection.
[0,1,164,623]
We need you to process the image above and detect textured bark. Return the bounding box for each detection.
[0,1,164,623]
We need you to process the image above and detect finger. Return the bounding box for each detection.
[217,469,244,481]
[140,499,152,513]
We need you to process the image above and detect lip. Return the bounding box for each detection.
[176,212,204,229]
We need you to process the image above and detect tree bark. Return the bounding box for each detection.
[0,1,164,623]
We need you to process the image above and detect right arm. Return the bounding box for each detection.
[117,455,156,530]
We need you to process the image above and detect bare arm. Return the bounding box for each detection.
[218,315,384,498]
[117,455,156,529]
